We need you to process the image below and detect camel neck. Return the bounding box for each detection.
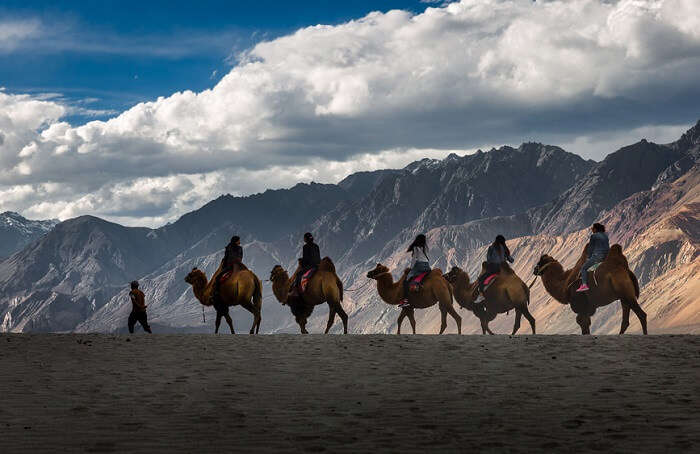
[453,274,475,306]
[191,275,210,305]
[541,266,569,304]
[376,272,401,304]
[272,273,290,303]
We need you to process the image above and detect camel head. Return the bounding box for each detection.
[269,265,288,283]
[366,263,390,279]
[533,255,556,276]
[184,267,207,286]
[442,266,465,284]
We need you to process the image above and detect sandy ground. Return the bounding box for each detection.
[1,334,698,453]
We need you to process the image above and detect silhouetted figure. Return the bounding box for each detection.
[210,235,243,310]
[400,234,431,309]
[128,280,151,333]
[291,232,320,297]
[576,223,610,292]
[473,235,514,309]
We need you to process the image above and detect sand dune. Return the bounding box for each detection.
[1,334,698,453]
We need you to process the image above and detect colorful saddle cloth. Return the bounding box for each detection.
[299,268,316,293]
[408,272,429,293]
[483,273,499,287]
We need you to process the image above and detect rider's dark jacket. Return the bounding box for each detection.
[223,243,243,268]
[301,242,321,269]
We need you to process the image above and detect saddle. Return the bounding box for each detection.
[299,267,317,293]
[218,263,247,283]
[408,272,429,293]
[587,262,602,272]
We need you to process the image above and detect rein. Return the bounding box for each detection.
[529,261,555,289]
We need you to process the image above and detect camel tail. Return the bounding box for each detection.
[521,280,531,306]
[253,274,263,310]
[628,270,640,298]
[336,276,344,302]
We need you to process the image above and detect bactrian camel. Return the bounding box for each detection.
[269,258,348,334]
[366,263,461,334]
[443,264,535,335]
[185,265,263,334]
[533,244,647,335]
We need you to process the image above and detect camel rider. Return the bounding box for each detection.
[576,223,610,292]
[292,232,320,294]
[474,235,514,305]
[210,235,243,306]
[399,234,430,309]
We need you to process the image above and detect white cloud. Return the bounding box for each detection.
[0,19,41,52]
[1,0,699,226]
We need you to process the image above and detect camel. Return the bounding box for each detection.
[443,264,535,335]
[365,263,461,334]
[184,265,263,334]
[533,244,647,335]
[269,258,348,334]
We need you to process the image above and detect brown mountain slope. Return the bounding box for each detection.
[394,165,699,335]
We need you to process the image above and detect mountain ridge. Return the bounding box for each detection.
[2,125,699,334]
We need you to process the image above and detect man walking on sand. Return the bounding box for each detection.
[128,280,152,334]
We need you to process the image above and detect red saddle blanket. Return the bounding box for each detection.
[483,273,499,287]
[300,268,316,293]
[408,272,429,292]
[410,272,429,283]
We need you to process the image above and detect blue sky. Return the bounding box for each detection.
[1,0,437,123]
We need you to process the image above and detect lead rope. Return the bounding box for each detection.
[528,276,538,289]
[344,279,372,292]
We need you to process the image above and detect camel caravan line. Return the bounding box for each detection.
[182,228,648,336]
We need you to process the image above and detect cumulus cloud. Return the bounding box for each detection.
[1,0,699,226]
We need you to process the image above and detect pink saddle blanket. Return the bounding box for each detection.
[300,268,315,293]
[410,272,429,284]
[483,273,499,287]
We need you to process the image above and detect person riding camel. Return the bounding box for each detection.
[209,235,243,307]
[576,223,610,292]
[290,232,321,298]
[473,235,514,306]
[399,234,431,309]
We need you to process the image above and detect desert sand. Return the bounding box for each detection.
[1,334,698,453]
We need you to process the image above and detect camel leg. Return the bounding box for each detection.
[624,298,648,335]
[335,304,349,334]
[296,317,309,334]
[576,313,591,335]
[215,314,222,334]
[397,309,407,334]
[325,304,337,334]
[512,310,522,335]
[240,301,261,335]
[439,306,448,334]
[619,303,631,335]
[224,314,235,334]
[480,317,494,335]
[446,305,462,335]
[407,309,417,334]
[520,306,536,334]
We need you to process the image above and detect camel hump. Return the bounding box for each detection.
[605,244,629,268]
[318,257,336,273]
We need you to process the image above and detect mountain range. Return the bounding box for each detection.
[1,120,698,334]
[0,212,58,259]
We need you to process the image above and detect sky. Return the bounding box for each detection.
[0,0,698,226]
